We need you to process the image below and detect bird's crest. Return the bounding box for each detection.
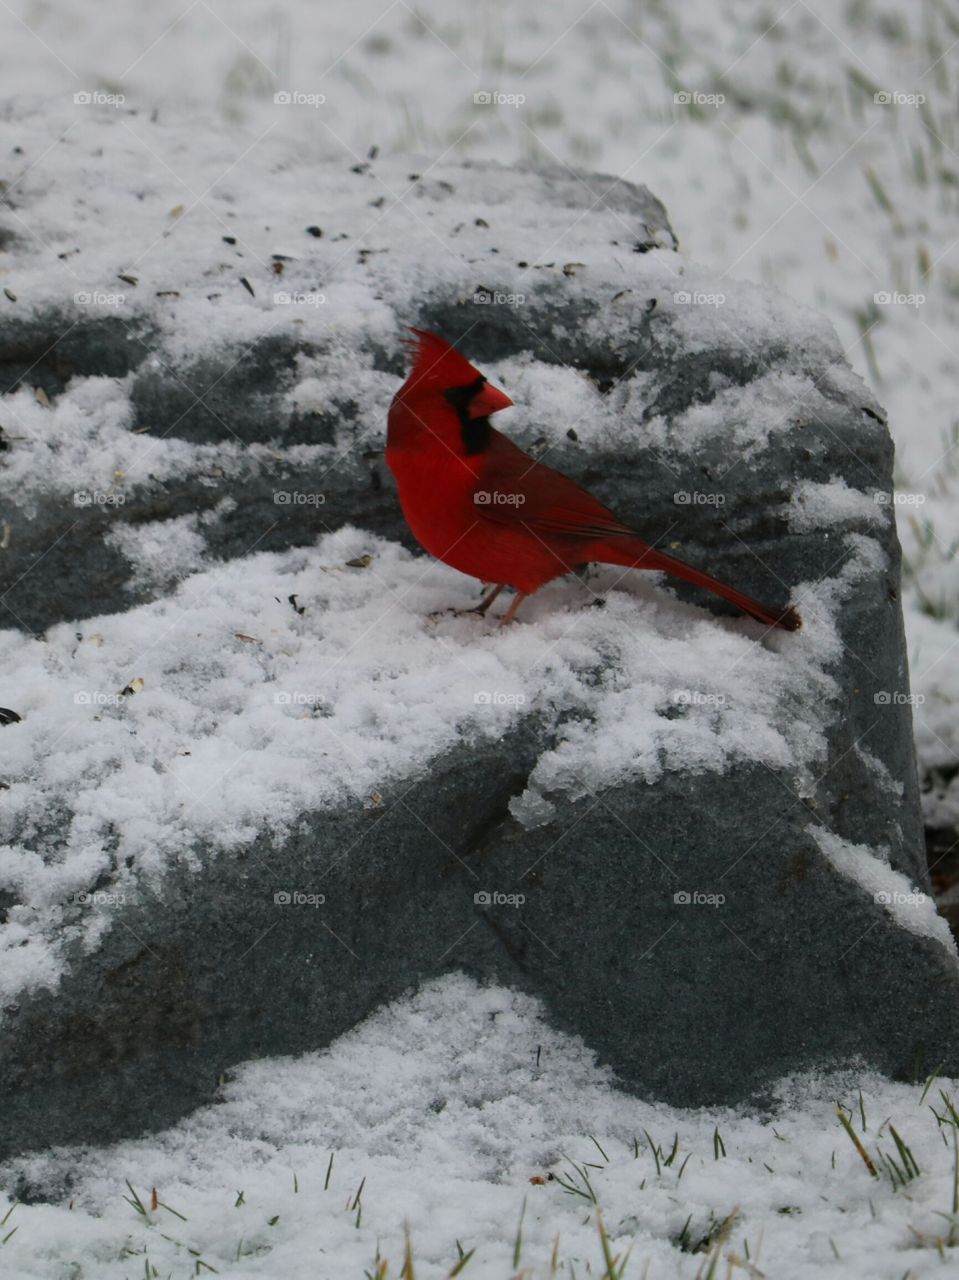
[402,328,483,390]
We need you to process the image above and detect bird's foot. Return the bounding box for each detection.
[498,591,529,626]
[427,585,528,625]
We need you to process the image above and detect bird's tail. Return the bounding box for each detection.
[596,537,802,632]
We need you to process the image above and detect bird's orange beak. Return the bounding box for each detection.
[469,381,513,418]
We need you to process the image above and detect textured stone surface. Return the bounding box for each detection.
[1,146,956,1160]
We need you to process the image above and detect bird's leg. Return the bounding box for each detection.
[499,592,529,626]
[472,583,505,615]
[428,582,506,622]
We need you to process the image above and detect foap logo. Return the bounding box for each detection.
[673,491,725,507]
[875,889,927,906]
[274,291,325,307]
[473,90,526,107]
[474,690,527,707]
[274,890,325,906]
[473,490,525,506]
[74,690,123,708]
[673,290,725,307]
[674,890,726,906]
[874,90,926,106]
[274,691,322,706]
[474,890,526,906]
[274,90,326,107]
[874,690,925,706]
[74,890,132,906]
[874,290,925,308]
[473,289,526,307]
[673,690,727,708]
[875,490,925,506]
[674,90,725,107]
[74,90,126,107]
[74,290,125,308]
[73,490,125,508]
[274,490,326,506]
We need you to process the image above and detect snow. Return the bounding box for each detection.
[855,742,905,801]
[909,607,959,783]
[639,363,853,460]
[0,93,893,1020]
[1,3,957,1276]
[812,828,956,952]
[0,521,861,1011]
[2,974,959,1280]
[105,509,216,591]
[786,478,888,534]
[926,778,959,854]
[0,103,855,478]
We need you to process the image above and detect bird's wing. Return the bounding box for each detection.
[472,430,638,542]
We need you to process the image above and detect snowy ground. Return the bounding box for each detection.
[2,975,959,1280]
[2,0,959,1275]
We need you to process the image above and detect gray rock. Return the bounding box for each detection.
[1,150,956,1163]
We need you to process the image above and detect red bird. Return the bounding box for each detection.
[386,329,801,631]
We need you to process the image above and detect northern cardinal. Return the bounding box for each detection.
[386,329,801,631]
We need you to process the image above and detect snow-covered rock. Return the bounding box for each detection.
[0,106,955,1157]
